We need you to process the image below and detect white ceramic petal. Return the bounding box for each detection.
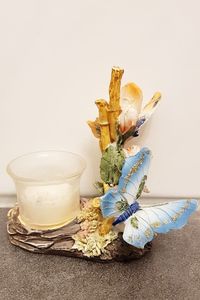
[119,105,138,133]
[119,83,143,133]
[121,82,143,113]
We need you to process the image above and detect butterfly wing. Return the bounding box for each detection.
[100,147,151,217]
[123,214,154,248]
[100,188,129,218]
[118,147,151,203]
[100,147,151,219]
[123,199,198,248]
[141,199,198,232]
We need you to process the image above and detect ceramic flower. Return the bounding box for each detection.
[72,231,118,257]
[119,82,161,138]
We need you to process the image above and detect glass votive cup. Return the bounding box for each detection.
[7,151,86,230]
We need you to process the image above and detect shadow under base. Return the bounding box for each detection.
[7,206,152,262]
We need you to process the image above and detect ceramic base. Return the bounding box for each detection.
[7,205,152,262]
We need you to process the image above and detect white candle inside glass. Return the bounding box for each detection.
[7,151,86,230]
[18,182,79,228]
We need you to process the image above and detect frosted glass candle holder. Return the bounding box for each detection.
[7,151,86,230]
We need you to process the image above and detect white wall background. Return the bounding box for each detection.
[0,0,200,198]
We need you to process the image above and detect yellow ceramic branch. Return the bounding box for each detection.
[95,99,111,152]
[108,66,124,142]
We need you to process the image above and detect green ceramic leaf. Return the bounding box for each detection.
[100,145,125,185]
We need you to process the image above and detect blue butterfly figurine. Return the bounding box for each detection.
[100,147,198,248]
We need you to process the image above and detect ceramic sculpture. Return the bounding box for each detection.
[7,67,198,261]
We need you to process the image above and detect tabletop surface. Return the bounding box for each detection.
[1,208,200,300]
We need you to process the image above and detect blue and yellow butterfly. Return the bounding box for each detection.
[100,147,198,248]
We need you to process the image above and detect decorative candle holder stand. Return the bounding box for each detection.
[7,67,198,262]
